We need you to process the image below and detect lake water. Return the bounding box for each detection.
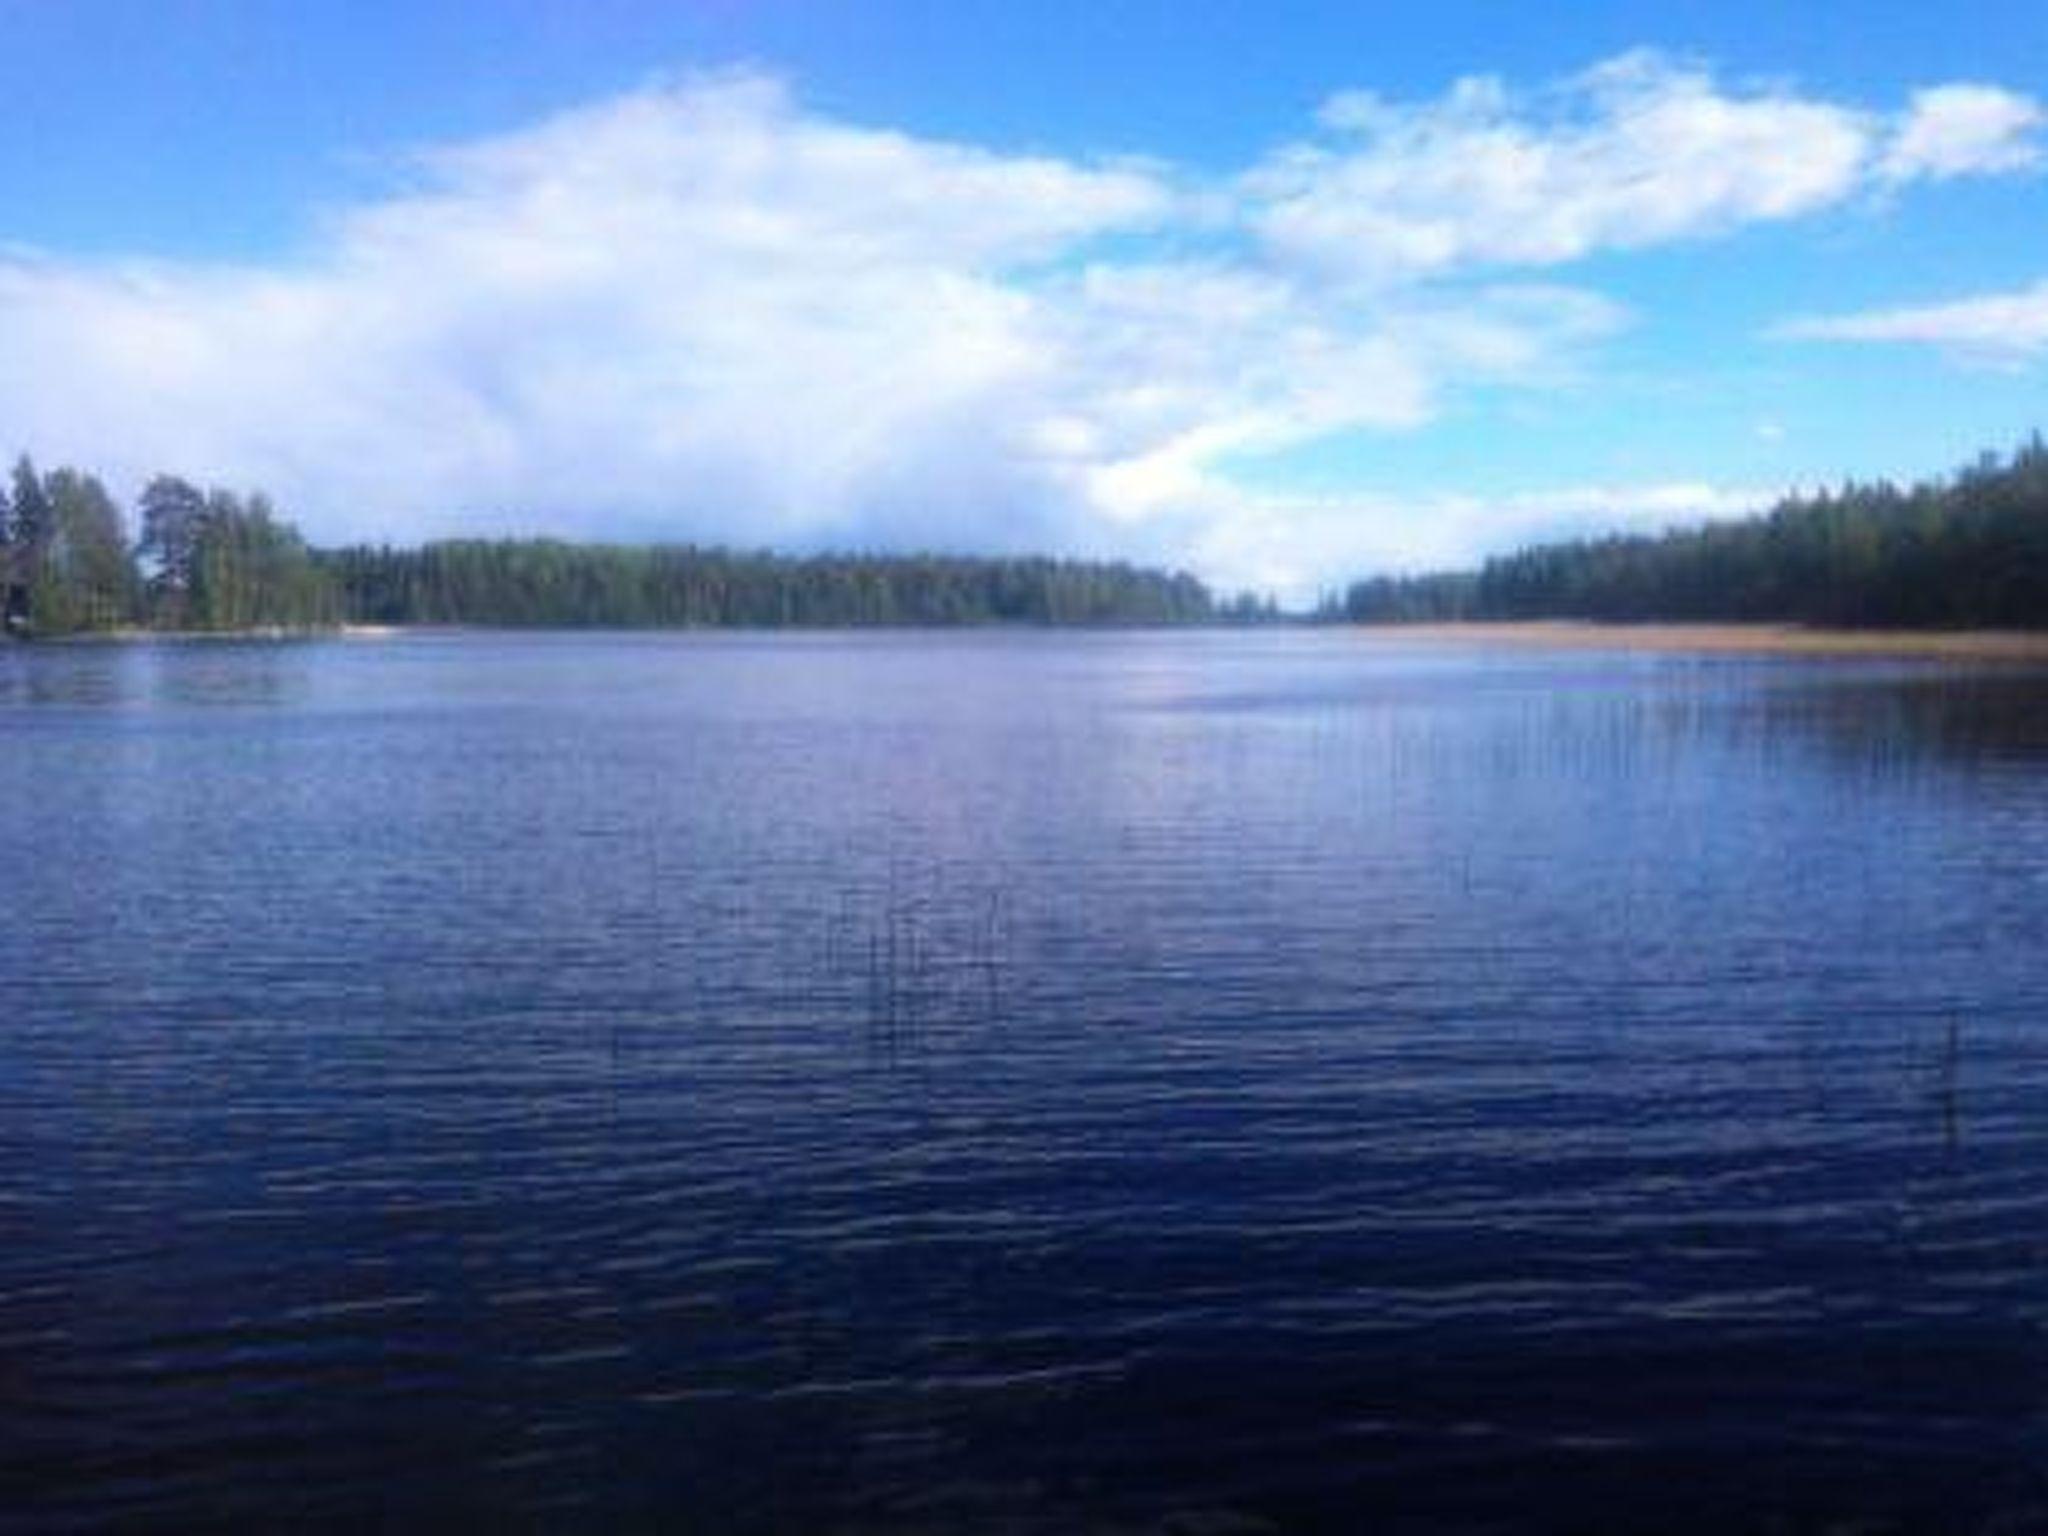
[6,630,2048,1533]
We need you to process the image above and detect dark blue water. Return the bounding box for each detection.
[6,631,2048,1533]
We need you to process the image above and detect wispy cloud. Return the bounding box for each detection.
[0,56,2033,591]
[1880,84,2043,182]
[1254,53,1871,281]
[1775,278,2048,363]
[1247,52,2040,284]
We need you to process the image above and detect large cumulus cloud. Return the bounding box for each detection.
[0,56,2037,595]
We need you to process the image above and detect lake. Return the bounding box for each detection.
[6,630,2048,1533]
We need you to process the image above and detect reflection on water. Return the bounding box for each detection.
[4,632,2048,1534]
[0,638,314,709]
[1754,668,2048,766]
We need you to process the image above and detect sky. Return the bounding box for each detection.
[1,1,2045,598]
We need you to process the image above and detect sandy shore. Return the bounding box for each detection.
[1357,621,2048,661]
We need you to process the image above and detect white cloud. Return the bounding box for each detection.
[1051,272,1627,531]
[0,69,1623,574]
[1882,84,2043,181]
[1172,481,1770,601]
[1248,52,2039,283]
[0,73,1183,552]
[0,58,2032,591]
[1775,278,2048,363]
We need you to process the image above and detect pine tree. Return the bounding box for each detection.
[9,457,51,631]
[0,471,15,634]
[135,475,207,628]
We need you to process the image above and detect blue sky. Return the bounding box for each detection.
[1,1,2044,594]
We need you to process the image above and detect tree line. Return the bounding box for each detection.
[1327,436,2048,629]
[0,453,1241,635]
[1,459,335,635]
[36,431,2046,637]
[321,541,1227,628]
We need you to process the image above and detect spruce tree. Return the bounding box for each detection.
[9,457,50,631]
[136,475,207,627]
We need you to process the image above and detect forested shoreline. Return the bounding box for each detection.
[322,543,1234,628]
[14,435,2048,638]
[0,454,1246,635]
[0,462,338,635]
[1330,437,2048,629]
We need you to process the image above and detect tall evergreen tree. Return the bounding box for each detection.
[8,457,52,631]
[0,471,15,633]
[136,475,207,628]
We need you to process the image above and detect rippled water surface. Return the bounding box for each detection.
[7,631,2048,1534]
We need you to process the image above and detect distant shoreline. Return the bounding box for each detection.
[14,620,1235,643]
[17,621,2048,658]
[1354,621,2048,661]
[13,624,342,644]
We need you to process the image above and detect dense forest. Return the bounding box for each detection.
[0,453,1239,635]
[1329,437,2048,629]
[320,542,1231,628]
